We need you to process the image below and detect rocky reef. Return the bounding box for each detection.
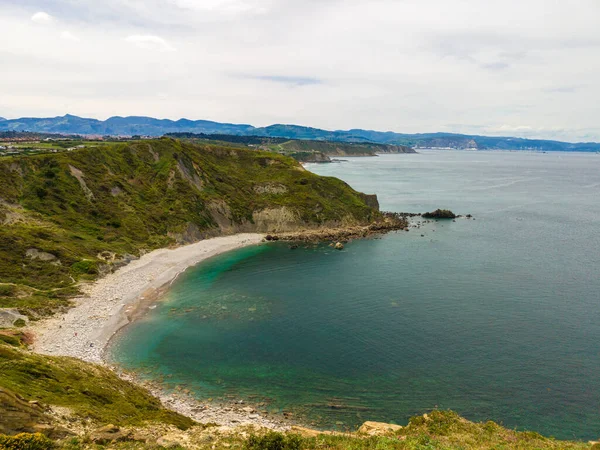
[269,212,409,243]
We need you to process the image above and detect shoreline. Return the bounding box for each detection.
[30,233,297,429]
[28,224,409,430]
[32,233,264,364]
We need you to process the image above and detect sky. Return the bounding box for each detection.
[1,0,599,142]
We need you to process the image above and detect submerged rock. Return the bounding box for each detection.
[334,242,344,250]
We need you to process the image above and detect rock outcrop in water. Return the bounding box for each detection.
[422,209,457,219]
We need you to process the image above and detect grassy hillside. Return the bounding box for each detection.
[165,133,416,158]
[0,336,193,433]
[270,139,415,156]
[0,138,380,316]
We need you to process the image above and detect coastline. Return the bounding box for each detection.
[30,233,298,429]
[32,233,264,363]
[28,225,408,431]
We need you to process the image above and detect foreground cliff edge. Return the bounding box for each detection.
[0,139,594,448]
[0,337,593,449]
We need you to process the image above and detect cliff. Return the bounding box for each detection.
[272,139,416,157]
[0,138,382,317]
[287,151,332,163]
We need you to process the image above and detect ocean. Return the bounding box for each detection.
[109,150,600,440]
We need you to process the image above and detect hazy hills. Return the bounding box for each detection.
[1,114,599,152]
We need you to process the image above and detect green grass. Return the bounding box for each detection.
[240,411,590,450]
[0,138,380,316]
[0,341,194,429]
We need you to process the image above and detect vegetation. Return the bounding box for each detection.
[0,340,193,429]
[263,139,414,156]
[166,133,415,160]
[0,409,590,449]
[0,433,54,450]
[245,432,303,450]
[0,335,591,448]
[0,138,380,316]
[240,411,590,450]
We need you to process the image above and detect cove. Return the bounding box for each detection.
[110,151,600,440]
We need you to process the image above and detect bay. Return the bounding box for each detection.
[110,150,600,440]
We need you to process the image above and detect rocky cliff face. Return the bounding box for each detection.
[374,144,415,154]
[0,138,382,315]
[287,151,332,163]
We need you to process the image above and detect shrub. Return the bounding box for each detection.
[0,433,54,450]
[245,432,303,450]
[0,285,16,297]
[70,260,98,275]
[0,334,21,347]
[13,319,26,328]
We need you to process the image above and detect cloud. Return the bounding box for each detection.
[246,75,323,86]
[31,11,54,24]
[543,85,580,94]
[2,0,600,142]
[170,0,272,14]
[495,125,534,132]
[60,31,80,41]
[481,62,510,71]
[124,35,176,52]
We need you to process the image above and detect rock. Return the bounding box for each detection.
[157,434,187,449]
[334,242,344,250]
[358,193,380,211]
[242,406,256,413]
[32,424,72,440]
[422,209,457,219]
[253,183,289,195]
[90,424,132,445]
[112,253,139,269]
[0,309,29,328]
[25,248,57,261]
[291,426,345,438]
[131,432,149,443]
[358,421,403,436]
[291,426,321,438]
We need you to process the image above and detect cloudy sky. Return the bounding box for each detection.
[1,0,599,141]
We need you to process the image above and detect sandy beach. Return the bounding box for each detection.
[33,233,264,362]
[30,233,294,429]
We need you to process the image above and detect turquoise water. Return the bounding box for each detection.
[110,151,600,440]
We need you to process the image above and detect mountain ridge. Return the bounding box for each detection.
[1,114,599,151]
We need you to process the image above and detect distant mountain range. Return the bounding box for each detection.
[1,114,599,152]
